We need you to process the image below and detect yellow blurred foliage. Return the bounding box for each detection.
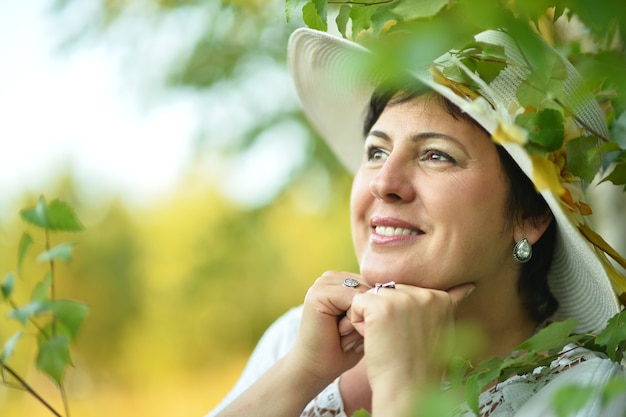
[0,170,357,416]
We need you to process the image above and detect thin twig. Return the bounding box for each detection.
[1,362,63,417]
[328,0,393,5]
[8,298,50,339]
[553,97,611,142]
[45,229,57,337]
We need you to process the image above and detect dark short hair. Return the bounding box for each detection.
[364,85,558,324]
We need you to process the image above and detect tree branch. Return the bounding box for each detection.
[1,362,63,417]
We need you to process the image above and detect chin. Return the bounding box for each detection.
[360,260,407,285]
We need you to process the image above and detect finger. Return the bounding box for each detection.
[305,272,366,316]
[346,292,373,337]
[340,331,364,352]
[338,315,355,336]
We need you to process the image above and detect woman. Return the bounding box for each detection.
[207,28,626,416]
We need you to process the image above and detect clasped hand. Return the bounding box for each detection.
[288,271,475,414]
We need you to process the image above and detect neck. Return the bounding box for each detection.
[456,288,539,363]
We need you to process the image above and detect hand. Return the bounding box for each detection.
[348,282,475,416]
[285,271,371,386]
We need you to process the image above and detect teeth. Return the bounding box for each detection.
[375,226,419,236]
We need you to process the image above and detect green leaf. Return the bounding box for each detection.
[285,0,304,23]
[516,109,564,152]
[550,384,595,417]
[17,232,33,276]
[37,242,76,264]
[447,355,471,387]
[351,409,371,417]
[43,198,85,232]
[30,273,52,302]
[8,300,48,325]
[34,300,89,342]
[20,197,84,232]
[534,109,565,151]
[527,51,567,89]
[350,5,376,40]
[475,58,506,84]
[610,111,626,148]
[567,136,601,182]
[453,42,507,85]
[370,4,398,37]
[601,378,626,407]
[414,388,462,416]
[515,318,578,353]
[473,42,507,61]
[513,36,566,107]
[336,5,351,38]
[37,335,72,385]
[1,272,15,300]
[302,0,327,31]
[48,300,89,341]
[20,196,48,229]
[601,161,626,189]
[442,63,467,84]
[465,356,504,414]
[391,0,448,20]
[464,372,484,414]
[1,332,23,363]
[516,83,546,109]
[596,309,626,361]
[594,141,622,155]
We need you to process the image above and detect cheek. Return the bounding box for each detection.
[350,172,372,256]
[350,171,370,217]
[444,174,509,230]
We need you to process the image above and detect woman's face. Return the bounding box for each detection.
[351,95,518,293]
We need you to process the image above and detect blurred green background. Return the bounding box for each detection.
[0,1,358,415]
[1,1,625,416]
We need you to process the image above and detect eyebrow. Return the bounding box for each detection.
[367,130,471,157]
[368,130,465,145]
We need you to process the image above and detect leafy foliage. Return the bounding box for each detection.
[288,0,626,192]
[1,196,87,417]
[21,197,84,232]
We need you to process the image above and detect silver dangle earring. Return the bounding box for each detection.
[513,237,532,263]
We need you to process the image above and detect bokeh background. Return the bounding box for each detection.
[0,1,624,416]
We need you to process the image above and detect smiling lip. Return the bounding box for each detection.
[370,216,424,244]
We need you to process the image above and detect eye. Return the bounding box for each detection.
[422,149,456,163]
[367,146,388,163]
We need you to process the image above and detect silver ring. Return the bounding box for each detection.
[342,278,360,288]
[374,281,396,295]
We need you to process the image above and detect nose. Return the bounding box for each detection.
[369,156,417,202]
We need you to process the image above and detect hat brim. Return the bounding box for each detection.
[288,27,619,333]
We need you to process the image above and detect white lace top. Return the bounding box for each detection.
[206,305,626,417]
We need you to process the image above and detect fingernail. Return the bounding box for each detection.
[343,341,356,352]
[464,286,476,299]
[354,342,364,353]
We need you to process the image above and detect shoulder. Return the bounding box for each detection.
[256,304,303,354]
[205,305,303,417]
[241,304,304,376]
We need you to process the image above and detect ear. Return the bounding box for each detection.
[513,212,553,245]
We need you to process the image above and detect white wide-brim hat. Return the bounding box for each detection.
[288,27,621,333]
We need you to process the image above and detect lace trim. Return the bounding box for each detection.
[453,345,592,416]
[301,378,346,417]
